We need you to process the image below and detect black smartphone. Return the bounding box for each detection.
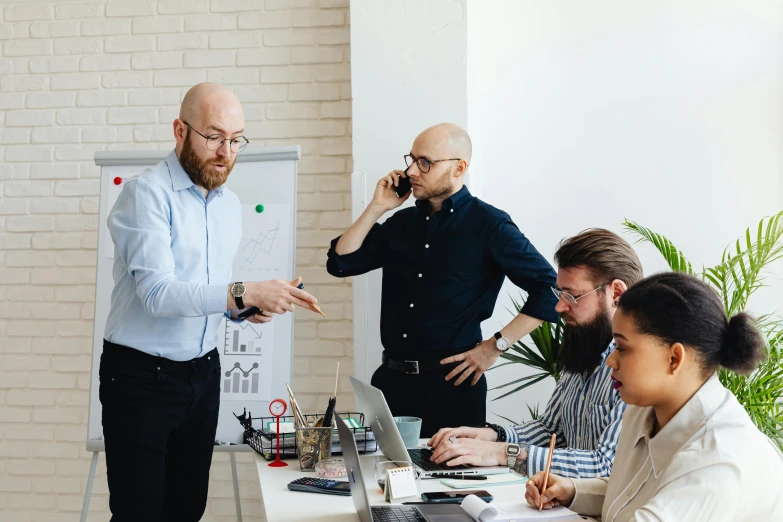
[287,477,351,496]
[395,174,412,197]
[419,490,493,504]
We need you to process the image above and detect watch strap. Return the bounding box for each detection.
[485,422,506,443]
[494,331,502,340]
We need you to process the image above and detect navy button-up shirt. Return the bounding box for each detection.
[326,186,558,359]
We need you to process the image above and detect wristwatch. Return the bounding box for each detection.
[505,443,521,468]
[506,443,529,476]
[494,331,510,352]
[230,282,246,309]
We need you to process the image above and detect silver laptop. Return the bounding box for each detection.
[336,412,474,522]
[350,376,508,478]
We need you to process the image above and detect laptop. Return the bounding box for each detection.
[350,376,508,478]
[336,412,475,522]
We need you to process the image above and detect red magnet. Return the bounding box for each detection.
[113,177,122,185]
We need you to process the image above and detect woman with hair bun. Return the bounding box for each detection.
[523,272,783,521]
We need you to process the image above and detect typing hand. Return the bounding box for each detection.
[525,472,575,510]
[370,170,410,212]
[244,277,318,314]
[440,339,501,386]
[428,426,498,449]
[429,438,507,467]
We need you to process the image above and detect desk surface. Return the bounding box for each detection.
[253,441,531,522]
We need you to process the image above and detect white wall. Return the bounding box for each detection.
[469,0,783,424]
[350,0,468,382]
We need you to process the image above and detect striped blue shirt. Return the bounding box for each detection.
[503,341,626,478]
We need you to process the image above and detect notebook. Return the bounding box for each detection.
[460,494,582,522]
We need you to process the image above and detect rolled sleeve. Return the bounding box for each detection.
[326,223,384,277]
[108,178,227,318]
[487,216,558,323]
[569,478,607,517]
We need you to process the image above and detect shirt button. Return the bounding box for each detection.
[450,209,454,213]
[209,271,214,276]
[425,244,429,248]
[409,304,414,308]
[426,217,429,221]
[418,273,422,278]
[209,237,214,242]
[403,334,407,338]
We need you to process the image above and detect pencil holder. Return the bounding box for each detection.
[295,426,333,471]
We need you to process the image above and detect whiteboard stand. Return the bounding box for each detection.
[80,440,250,522]
[84,146,300,522]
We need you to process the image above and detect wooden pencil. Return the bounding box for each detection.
[539,433,557,510]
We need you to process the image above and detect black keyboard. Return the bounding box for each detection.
[371,505,427,522]
[406,448,469,471]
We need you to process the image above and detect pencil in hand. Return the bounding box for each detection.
[539,433,556,511]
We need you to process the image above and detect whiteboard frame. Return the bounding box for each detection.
[87,146,301,451]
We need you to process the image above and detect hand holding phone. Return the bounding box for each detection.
[419,490,493,504]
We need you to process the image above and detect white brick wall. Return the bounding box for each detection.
[0,0,353,520]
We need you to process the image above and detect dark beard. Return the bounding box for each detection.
[560,303,614,377]
[179,131,234,191]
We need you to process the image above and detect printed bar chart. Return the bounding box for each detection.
[223,362,260,394]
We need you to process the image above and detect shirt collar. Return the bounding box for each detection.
[635,373,726,476]
[414,185,472,215]
[166,149,224,197]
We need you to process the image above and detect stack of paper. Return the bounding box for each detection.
[460,494,582,522]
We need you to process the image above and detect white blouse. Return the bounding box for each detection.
[569,374,783,522]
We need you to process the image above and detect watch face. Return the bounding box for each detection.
[232,283,246,297]
[506,444,521,456]
[497,337,510,351]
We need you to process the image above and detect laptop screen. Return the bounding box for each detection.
[336,412,373,522]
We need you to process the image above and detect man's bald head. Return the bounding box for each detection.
[175,82,245,192]
[179,82,243,128]
[416,123,472,166]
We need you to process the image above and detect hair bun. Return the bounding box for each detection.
[719,313,766,374]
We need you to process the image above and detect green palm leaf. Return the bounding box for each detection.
[622,219,694,275]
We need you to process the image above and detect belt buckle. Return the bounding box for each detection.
[404,360,419,375]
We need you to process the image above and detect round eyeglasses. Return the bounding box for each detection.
[551,283,609,308]
[183,121,249,153]
[403,154,461,174]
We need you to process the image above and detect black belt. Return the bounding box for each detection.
[381,352,445,375]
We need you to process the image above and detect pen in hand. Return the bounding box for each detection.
[538,433,557,510]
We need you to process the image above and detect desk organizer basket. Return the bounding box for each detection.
[236,411,377,461]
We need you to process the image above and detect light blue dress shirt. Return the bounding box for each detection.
[104,150,242,361]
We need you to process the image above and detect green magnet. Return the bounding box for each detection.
[255,204,264,213]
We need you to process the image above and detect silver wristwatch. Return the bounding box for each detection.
[505,443,521,468]
[494,331,510,352]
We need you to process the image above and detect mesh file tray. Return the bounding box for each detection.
[235,410,377,461]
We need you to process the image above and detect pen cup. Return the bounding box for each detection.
[295,425,333,471]
[393,416,422,448]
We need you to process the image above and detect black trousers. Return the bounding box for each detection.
[370,362,487,438]
[99,341,221,522]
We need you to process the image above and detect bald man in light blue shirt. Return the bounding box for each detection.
[100,82,316,522]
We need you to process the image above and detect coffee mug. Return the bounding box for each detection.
[393,416,422,448]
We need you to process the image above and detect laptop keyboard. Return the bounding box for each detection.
[371,505,427,522]
[407,448,469,471]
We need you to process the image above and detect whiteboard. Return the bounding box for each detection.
[87,146,300,450]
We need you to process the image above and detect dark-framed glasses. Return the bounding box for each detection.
[182,121,249,153]
[551,283,609,308]
[403,153,461,174]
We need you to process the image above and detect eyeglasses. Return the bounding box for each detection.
[403,154,461,174]
[551,283,609,308]
[182,121,249,153]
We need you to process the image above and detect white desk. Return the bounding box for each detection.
[253,442,530,522]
